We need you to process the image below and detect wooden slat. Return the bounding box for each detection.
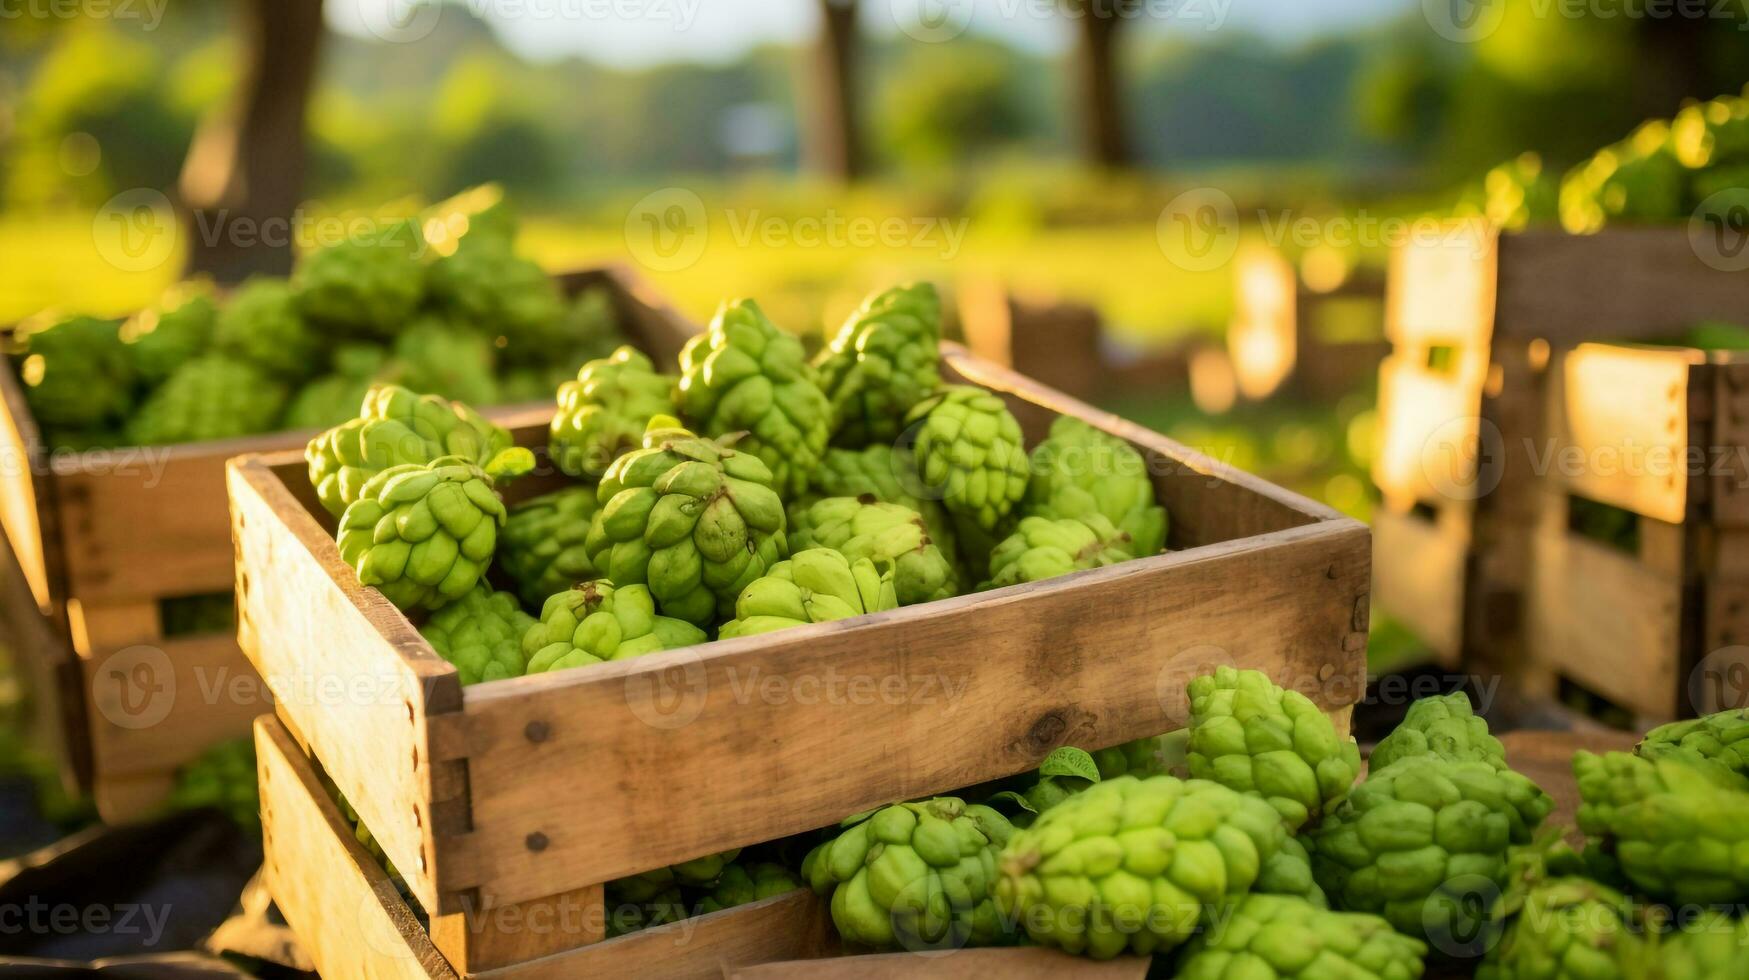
[258,715,459,980]
[1385,219,1495,351]
[1528,524,1684,719]
[1550,343,1701,524]
[1371,507,1466,666]
[231,456,460,914]
[80,633,267,822]
[1372,354,1489,513]
[1495,227,1749,345]
[1711,361,1749,528]
[261,715,837,980]
[429,884,605,973]
[0,525,88,793]
[429,520,1369,911]
[0,358,61,618]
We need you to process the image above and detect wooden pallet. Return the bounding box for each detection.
[0,265,696,821]
[1527,342,1749,721]
[231,343,1370,975]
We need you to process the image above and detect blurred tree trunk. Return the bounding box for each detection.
[180,0,324,283]
[807,0,862,181]
[1071,1,1131,168]
[1633,16,1713,120]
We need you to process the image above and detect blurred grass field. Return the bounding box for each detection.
[1,208,1236,346]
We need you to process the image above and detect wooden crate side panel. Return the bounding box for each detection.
[1528,526,1683,718]
[1711,362,1749,528]
[431,521,1370,910]
[1701,580,1749,714]
[1384,220,1495,350]
[1371,508,1466,665]
[0,360,60,616]
[230,458,460,914]
[941,346,1336,546]
[1372,355,1488,512]
[258,716,457,980]
[1550,344,1701,524]
[80,633,266,817]
[1495,228,1749,344]
[0,531,88,792]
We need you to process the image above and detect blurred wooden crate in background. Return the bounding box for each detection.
[1228,247,1387,404]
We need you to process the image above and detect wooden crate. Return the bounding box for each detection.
[1527,342,1749,720]
[1228,248,1386,403]
[257,714,838,980]
[1367,220,1749,673]
[230,344,1370,975]
[957,279,1102,400]
[0,266,696,821]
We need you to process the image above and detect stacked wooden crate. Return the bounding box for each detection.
[1228,248,1387,403]
[234,340,1372,977]
[0,266,693,821]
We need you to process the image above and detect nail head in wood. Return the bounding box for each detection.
[525,720,550,743]
[526,832,549,852]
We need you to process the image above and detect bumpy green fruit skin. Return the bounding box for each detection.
[995,775,1286,959]
[521,581,706,673]
[169,737,259,837]
[1255,836,1328,908]
[807,444,957,559]
[813,282,941,447]
[1187,666,1361,832]
[678,299,831,498]
[1637,708,1749,775]
[1369,692,1507,772]
[905,386,1030,533]
[585,417,789,627]
[1574,749,1749,906]
[498,487,601,608]
[788,496,956,605]
[128,355,287,446]
[1476,877,1643,980]
[336,456,506,611]
[719,548,897,637]
[605,868,689,937]
[1309,757,1552,942]
[550,347,676,480]
[15,314,133,431]
[426,239,566,363]
[293,220,427,338]
[420,587,534,685]
[1631,910,1749,978]
[306,385,524,517]
[121,285,215,384]
[391,316,498,406]
[983,514,1131,590]
[1175,894,1425,980]
[213,278,320,381]
[1024,416,1166,559]
[697,862,805,914]
[805,798,1015,951]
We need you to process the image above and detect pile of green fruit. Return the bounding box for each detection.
[304,279,1177,936]
[9,185,625,451]
[1468,89,1749,233]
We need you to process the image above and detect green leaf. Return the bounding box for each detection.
[1039,746,1100,782]
[986,790,1038,815]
